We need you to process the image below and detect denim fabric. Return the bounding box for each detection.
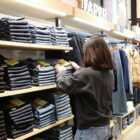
[33,82,55,86]
[8,67,28,73]
[57,113,72,120]
[119,49,129,92]
[75,125,111,140]
[9,25,28,29]
[56,102,70,109]
[55,96,69,102]
[35,120,56,129]
[133,88,140,104]
[51,27,69,46]
[55,98,70,106]
[136,107,140,119]
[36,110,55,119]
[128,63,133,95]
[11,111,33,120]
[36,114,55,122]
[68,36,83,66]
[8,19,28,25]
[57,109,71,115]
[112,50,127,114]
[113,117,121,139]
[9,104,31,115]
[0,110,7,140]
[35,104,54,115]
[56,104,70,112]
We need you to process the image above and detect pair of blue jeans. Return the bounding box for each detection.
[112,49,127,114]
[75,125,111,140]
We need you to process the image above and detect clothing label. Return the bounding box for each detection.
[4,59,19,66]
[113,46,118,50]
[36,61,50,67]
[58,59,69,66]
[34,98,47,106]
[59,122,65,128]
[10,98,25,106]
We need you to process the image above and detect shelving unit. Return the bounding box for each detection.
[62,7,114,34]
[113,104,140,140]
[0,41,73,51]
[0,1,139,140]
[0,0,73,20]
[0,85,57,97]
[7,115,74,140]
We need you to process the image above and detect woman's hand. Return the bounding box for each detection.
[69,61,80,70]
[55,65,66,73]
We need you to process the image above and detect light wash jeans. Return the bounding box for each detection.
[75,125,111,140]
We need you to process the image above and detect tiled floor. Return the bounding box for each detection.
[125,125,140,140]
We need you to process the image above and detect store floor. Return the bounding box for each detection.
[125,125,140,140]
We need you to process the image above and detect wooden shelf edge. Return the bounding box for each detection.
[7,115,74,140]
[110,120,114,128]
[0,84,57,97]
[114,110,135,118]
[0,41,73,51]
[74,8,114,31]
[135,103,140,109]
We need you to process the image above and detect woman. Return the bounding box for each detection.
[55,37,115,140]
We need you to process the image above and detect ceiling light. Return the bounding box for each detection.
[14,0,66,16]
[73,17,111,31]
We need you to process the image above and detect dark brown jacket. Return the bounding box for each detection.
[56,67,114,130]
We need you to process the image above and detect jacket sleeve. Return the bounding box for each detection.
[56,70,85,94]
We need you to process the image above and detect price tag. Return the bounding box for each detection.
[10,98,25,106]
[4,59,19,66]
[34,98,47,106]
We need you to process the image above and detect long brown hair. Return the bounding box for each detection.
[83,37,115,70]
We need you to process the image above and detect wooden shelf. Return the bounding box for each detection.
[0,0,73,20]
[0,41,72,51]
[117,117,140,140]
[62,7,114,34]
[7,115,74,140]
[107,28,136,40]
[0,84,57,97]
[114,110,135,118]
[110,120,114,128]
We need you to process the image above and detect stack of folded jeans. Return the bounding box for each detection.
[32,98,56,128]
[136,107,140,119]
[34,27,52,45]
[57,59,73,76]
[57,125,73,140]
[47,125,72,140]
[0,18,11,41]
[4,64,31,90]
[52,27,69,46]
[127,114,133,125]
[0,110,7,140]
[29,24,36,43]
[112,117,121,139]
[32,65,56,86]
[54,94,72,120]
[29,124,72,140]
[4,99,34,138]
[122,117,127,130]
[0,66,5,93]
[0,18,32,43]
[65,65,73,76]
